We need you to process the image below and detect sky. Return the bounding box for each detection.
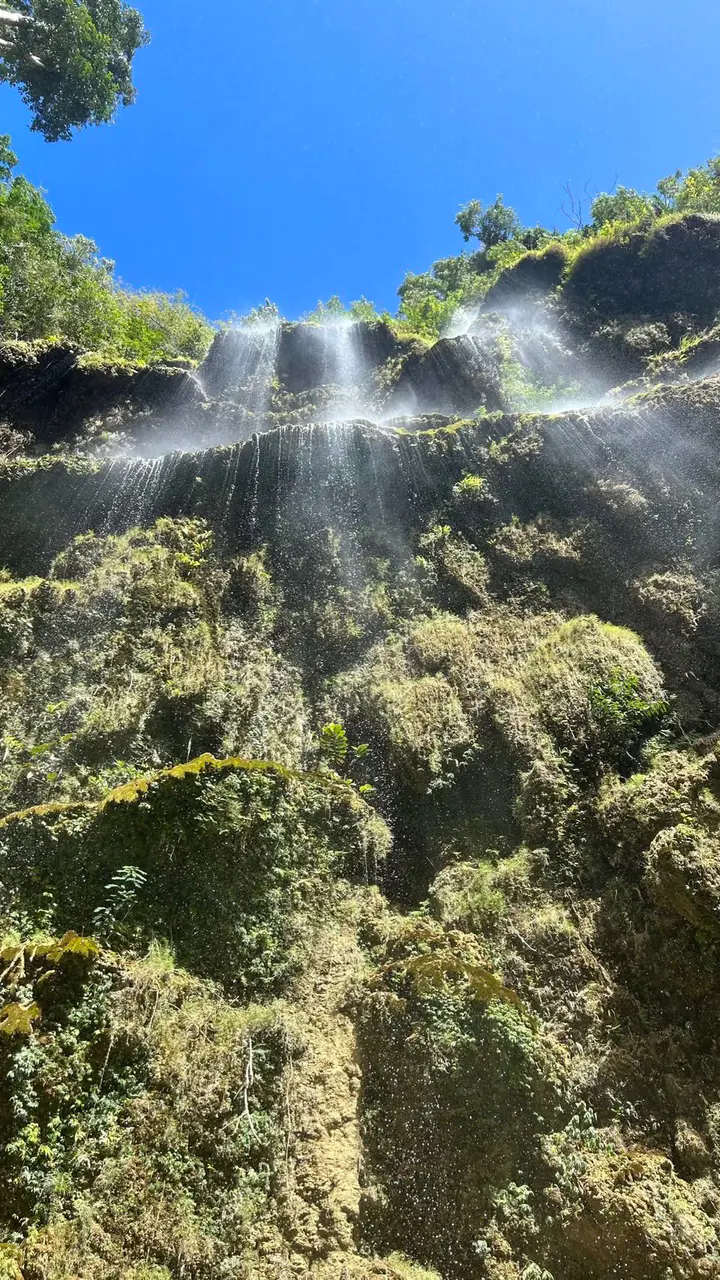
[2,0,720,321]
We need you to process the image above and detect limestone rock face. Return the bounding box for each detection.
[0,339,203,443]
[200,324,274,397]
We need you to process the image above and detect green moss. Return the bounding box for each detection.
[0,940,295,1278]
[515,616,666,761]
[645,823,720,933]
[430,860,509,935]
[0,754,390,995]
[0,519,309,814]
[356,915,566,1277]
[561,212,720,322]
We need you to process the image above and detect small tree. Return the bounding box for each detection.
[0,0,149,141]
[455,195,523,248]
[590,185,662,228]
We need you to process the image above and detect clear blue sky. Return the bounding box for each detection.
[2,0,720,321]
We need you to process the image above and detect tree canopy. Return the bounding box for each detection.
[0,0,148,141]
[455,195,522,248]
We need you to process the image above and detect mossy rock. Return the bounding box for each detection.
[356,916,566,1278]
[541,1147,720,1279]
[494,615,666,769]
[483,243,569,310]
[0,754,390,995]
[562,213,720,324]
[0,519,309,813]
[329,636,474,797]
[597,745,719,864]
[645,823,720,933]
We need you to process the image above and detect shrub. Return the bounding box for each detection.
[0,937,295,1277]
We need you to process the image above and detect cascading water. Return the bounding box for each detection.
[5,294,680,562]
[274,316,384,422]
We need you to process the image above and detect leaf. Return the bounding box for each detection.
[0,1001,41,1036]
[45,931,101,963]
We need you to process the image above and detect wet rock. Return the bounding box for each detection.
[482,243,568,310]
[386,330,507,415]
[0,339,204,444]
[200,325,275,397]
[277,320,400,394]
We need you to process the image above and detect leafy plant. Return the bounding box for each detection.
[589,669,669,763]
[0,134,212,360]
[455,195,524,248]
[318,721,349,767]
[92,864,147,943]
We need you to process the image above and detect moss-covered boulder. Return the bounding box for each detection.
[540,1146,720,1279]
[645,824,720,933]
[0,754,390,995]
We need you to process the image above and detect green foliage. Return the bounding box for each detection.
[455,195,523,247]
[588,669,669,765]
[0,755,390,994]
[397,252,486,338]
[0,135,212,360]
[453,472,488,498]
[0,938,294,1276]
[0,0,149,142]
[92,864,147,943]
[590,157,720,230]
[400,152,720,338]
[318,720,349,767]
[300,295,389,325]
[590,185,662,228]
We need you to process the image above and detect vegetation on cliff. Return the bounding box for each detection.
[3,134,720,1279]
[0,136,212,364]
